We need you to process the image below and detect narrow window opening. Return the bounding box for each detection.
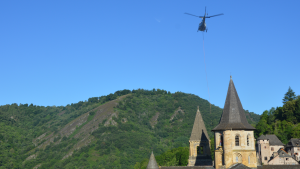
[235,135,239,146]
[271,147,274,151]
[264,157,267,160]
[247,135,249,146]
[220,135,223,147]
[201,146,204,154]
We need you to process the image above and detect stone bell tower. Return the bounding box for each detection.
[212,76,257,169]
[188,106,212,166]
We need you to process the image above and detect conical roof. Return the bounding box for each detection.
[146,151,159,169]
[212,76,255,131]
[190,107,210,141]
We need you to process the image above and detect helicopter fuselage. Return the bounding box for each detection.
[198,17,207,32]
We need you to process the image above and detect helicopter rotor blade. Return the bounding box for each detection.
[184,13,203,18]
[206,13,224,18]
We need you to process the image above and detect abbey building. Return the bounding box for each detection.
[145,76,299,169]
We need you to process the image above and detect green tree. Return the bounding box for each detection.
[283,86,297,104]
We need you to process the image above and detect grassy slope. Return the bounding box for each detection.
[0,89,260,169]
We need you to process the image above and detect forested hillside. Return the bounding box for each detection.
[0,89,260,169]
[255,87,300,144]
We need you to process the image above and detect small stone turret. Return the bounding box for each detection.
[188,106,212,166]
[146,151,159,169]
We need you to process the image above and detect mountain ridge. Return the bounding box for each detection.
[0,89,260,169]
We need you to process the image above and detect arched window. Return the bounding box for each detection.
[235,135,239,146]
[247,135,249,146]
[235,153,242,163]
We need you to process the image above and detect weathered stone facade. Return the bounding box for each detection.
[256,135,284,165]
[286,138,300,162]
[214,130,256,168]
[288,146,300,161]
[268,148,298,165]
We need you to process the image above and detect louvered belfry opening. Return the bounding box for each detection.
[235,135,239,146]
[247,135,249,146]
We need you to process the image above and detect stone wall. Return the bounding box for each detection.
[292,147,300,161]
[215,130,257,168]
[188,139,212,166]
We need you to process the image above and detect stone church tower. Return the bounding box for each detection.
[212,76,257,169]
[188,107,212,166]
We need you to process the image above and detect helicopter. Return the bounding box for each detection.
[185,7,223,32]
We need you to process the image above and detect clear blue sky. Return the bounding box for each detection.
[1,1,299,115]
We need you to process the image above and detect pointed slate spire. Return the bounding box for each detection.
[146,151,159,169]
[190,106,210,141]
[212,76,255,131]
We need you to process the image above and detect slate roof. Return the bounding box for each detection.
[190,107,210,141]
[146,151,159,169]
[277,148,292,157]
[228,163,251,169]
[257,135,267,140]
[257,134,284,146]
[212,76,255,131]
[286,138,300,147]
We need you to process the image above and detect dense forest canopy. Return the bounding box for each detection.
[255,87,300,144]
[0,89,260,169]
